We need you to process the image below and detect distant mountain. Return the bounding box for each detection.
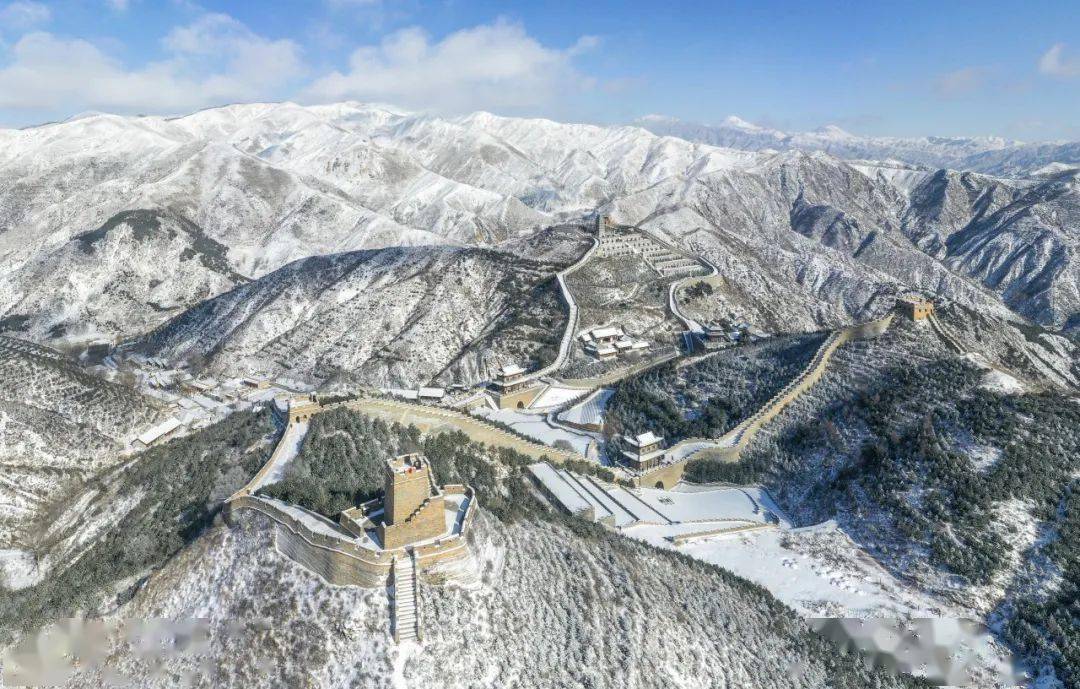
[636,114,1080,176]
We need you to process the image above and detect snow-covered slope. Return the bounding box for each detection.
[39,511,922,689]
[136,241,580,387]
[636,114,1080,176]
[0,336,161,543]
[2,102,1078,358]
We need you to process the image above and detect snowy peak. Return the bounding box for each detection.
[636,115,1080,176]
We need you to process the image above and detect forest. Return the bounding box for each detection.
[688,348,1079,687]
[604,333,825,443]
[0,408,277,639]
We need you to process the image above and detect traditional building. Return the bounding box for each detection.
[897,295,934,321]
[591,326,623,344]
[417,387,446,402]
[489,363,544,409]
[581,325,650,361]
[694,323,731,352]
[621,431,666,471]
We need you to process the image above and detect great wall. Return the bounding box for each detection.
[222,213,950,646]
[636,313,895,488]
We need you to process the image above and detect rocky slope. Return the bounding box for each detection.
[2,101,1077,386]
[0,336,161,548]
[9,509,926,689]
[135,240,580,388]
[702,316,1079,686]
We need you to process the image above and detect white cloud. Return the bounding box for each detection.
[0,1,51,29]
[1038,43,1080,79]
[303,20,598,114]
[163,13,305,91]
[106,0,130,10]
[0,14,304,114]
[934,67,988,98]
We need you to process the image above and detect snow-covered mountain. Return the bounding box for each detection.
[136,235,583,388]
[1,102,1077,387]
[636,114,1080,176]
[0,102,752,346]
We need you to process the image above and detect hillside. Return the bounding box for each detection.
[1,410,927,689]
[685,315,1079,686]
[2,102,1078,359]
[636,114,1080,177]
[0,336,162,547]
[135,241,580,387]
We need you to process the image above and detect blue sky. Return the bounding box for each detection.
[0,0,1078,139]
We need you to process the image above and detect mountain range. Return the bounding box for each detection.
[636,114,1080,177]
[0,101,1076,389]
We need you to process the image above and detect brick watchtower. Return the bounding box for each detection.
[896,295,934,321]
[384,454,433,525]
[378,454,446,549]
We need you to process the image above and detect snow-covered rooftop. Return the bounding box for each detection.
[137,417,183,446]
[499,364,526,377]
[592,326,622,340]
[628,431,662,447]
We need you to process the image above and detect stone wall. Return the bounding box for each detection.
[229,491,477,588]
[231,495,394,586]
[385,461,433,524]
[634,314,895,488]
[494,384,545,410]
[380,495,446,549]
[334,397,583,464]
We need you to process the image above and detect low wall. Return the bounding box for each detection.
[668,522,775,545]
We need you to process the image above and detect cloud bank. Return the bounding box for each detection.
[0,11,600,122]
[0,13,304,115]
[304,20,598,113]
[1039,43,1080,79]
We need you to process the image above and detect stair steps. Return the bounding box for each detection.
[391,553,422,643]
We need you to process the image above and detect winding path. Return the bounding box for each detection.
[667,255,719,335]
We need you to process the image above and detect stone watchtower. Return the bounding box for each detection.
[378,454,446,549]
[896,295,934,321]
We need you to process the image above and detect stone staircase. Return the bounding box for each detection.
[392,552,421,643]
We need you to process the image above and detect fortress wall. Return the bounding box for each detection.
[229,489,478,588]
[275,524,388,587]
[381,496,446,549]
[494,385,546,410]
[635,314,894,488]
[335,398,582,464]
